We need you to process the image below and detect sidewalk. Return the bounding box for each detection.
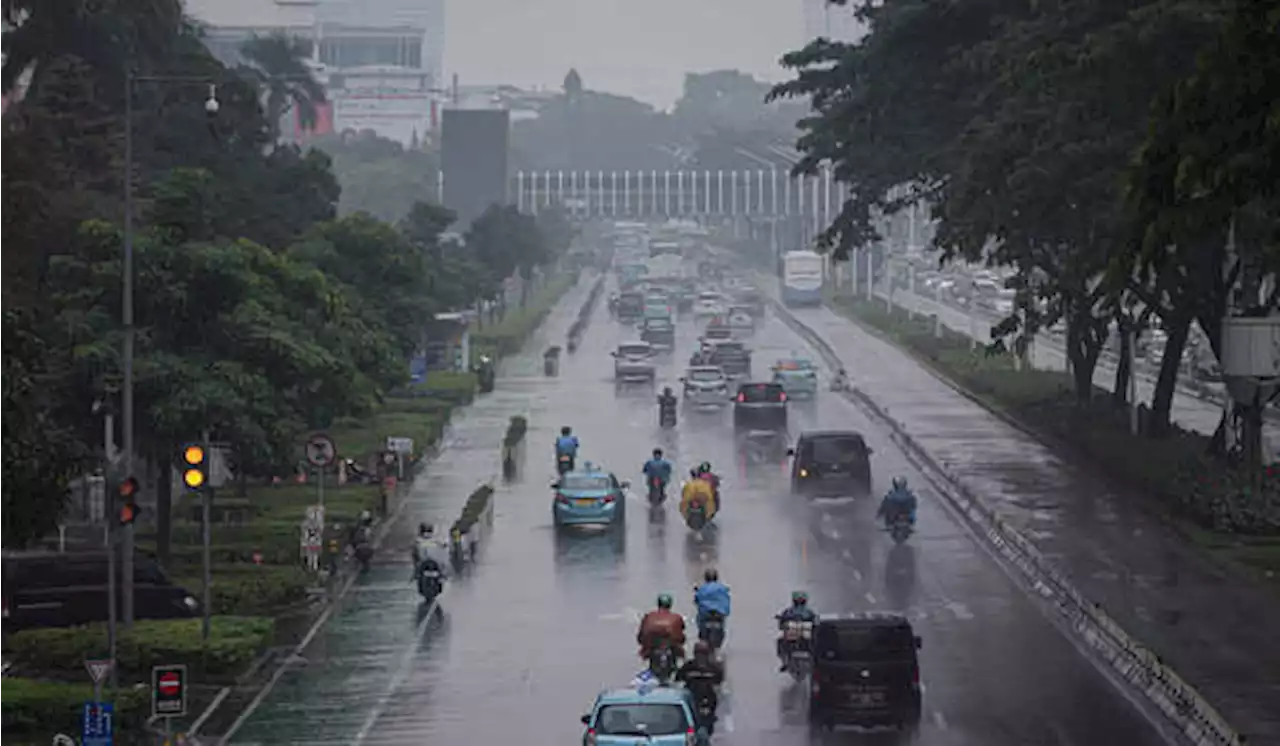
[759,275,1280,743]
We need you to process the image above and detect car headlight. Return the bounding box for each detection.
[183,596,199,611]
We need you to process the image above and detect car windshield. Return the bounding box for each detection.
[806,436,866,464]
[618,345,650,357]
[818,624,916,662]
[714,343,745,355]
[594,703,688,736]
[698,293,721,302]
[739,384,783,402]
[620,293,643,305]
[688,369,724,382]
[560,474,612,491]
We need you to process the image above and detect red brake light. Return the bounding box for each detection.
[736,393,745,402]
[602,494,616,503]
[556,493,570,504]
[913,664,920,685]
[779,392,787,402]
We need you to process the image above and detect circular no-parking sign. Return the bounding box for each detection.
[305,433,337,467]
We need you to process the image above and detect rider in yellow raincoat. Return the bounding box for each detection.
[680,472,718,524]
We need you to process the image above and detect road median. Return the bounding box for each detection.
[762,283,1244,746]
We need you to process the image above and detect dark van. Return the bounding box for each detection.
[2,550,199,633]
[789,430,873,497]
[809,613,923,731]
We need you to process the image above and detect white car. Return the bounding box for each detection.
[694,292,726,318]
[612,341,657,382]
[681,366,730,407]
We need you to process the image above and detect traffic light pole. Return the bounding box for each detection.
[106,491,119,689]
[201,431,213,642]
[121,71,136,630]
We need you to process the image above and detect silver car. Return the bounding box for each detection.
[612,341,657,382]
[681,365,730,407]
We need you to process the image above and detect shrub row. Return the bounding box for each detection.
[451,484,496,537]
[6,616,275,681]
[2,679,151,744]
[567,274,606,345]
[503,415,529,449]
[173,564,312,615]
[473,271,579,360]
[830,295,1280,535]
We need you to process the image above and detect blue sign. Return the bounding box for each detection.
[81,701,113,746]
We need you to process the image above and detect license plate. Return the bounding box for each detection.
[574,498,596,507]
[848,692,884,707]
[423,571,441,579]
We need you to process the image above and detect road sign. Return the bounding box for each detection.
[84,658,113,685]
[53,735,76,746]
[305,433,337,467]
[302,525,322,548]
[151,664,188,717]
[81,702,113,746]
[304,504,325,528]
[385,436,414,455]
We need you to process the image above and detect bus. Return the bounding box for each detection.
[781,250,824,307]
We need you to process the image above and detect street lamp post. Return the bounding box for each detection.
[118,73,220,637]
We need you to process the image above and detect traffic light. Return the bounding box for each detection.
[118,476,140,525]
[181,444,206,491]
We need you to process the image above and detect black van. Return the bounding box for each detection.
[2,550,199,633]
[808,613,923,731]
[788,430,874,497]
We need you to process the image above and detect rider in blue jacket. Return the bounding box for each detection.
[877,476,918,525]
[555,426,579,457]
[643,448,673,488]
[693,568,731,630]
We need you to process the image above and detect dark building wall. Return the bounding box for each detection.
[441,109,511,227]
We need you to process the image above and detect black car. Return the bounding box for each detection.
[616,291,644,321]
[640,317,676,348]
[732,382,788,432]
[709,340,751,378]
[809,613,923,731]
[3,550,199,633]
[788,430,873,497]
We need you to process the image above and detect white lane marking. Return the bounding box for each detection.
[841,548,852,559]
[821,525,840,540]
[722,713,736,732]
[947,601,974,620]
[852,569,863,582]
[933,710,949,730]
[352,595,441,744]
[821,512,833,522]
[864,592,877,604]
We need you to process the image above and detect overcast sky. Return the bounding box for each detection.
[444,0,806,108]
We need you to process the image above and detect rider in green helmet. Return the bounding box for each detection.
[695,461,722,507]
[775,590,818,670]
[638,592,687,661]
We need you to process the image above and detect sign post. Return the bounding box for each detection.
[84,658,113,705]
[305,433,337,510]
[385,437,413,480]
[152,664,188,722]
[302,504,325,572]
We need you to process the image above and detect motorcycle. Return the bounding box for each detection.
[648,477,667,506]
[686,502,708,531]
[692,693,717,741]
[698,610,726,650]
[779,619,815,681]
[352,526,375,572]
[417,562,444,602]
[648,643,678,684]
[889,513,914,544]
[556,452,575,475]
[659,401,677,429]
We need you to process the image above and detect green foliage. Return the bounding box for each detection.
[312,132,442,223]
[7,616,275,679]
[173,564,311,615]
[452,484,495,535]
[503,415,529,449]
[238,33,327,139]
[2,679,151,743]
[472,271,579,359]
[465,204,551,293]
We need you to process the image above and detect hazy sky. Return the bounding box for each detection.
[445,0,806,108]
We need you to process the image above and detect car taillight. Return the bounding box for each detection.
[913,664,920,685]
[736,393,745,402]
[602,494,615,503]
[585,728,597,746]
[779,392,787,402]
[685,727,696,745]
[811,669,822,696]
[556,493,570,504]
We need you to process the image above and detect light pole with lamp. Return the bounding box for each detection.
[116,74,219,658]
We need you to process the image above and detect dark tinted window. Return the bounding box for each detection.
[804,436,867,464]
[818,623,915,662]
[714,343,745,355]
[594,703,688,736]
[560,474,612,491]
[739,384,784,403]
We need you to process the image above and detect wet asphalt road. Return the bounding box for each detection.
[226,277,1167,746]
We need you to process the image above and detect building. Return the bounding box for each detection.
[802,0,865,43]
[184,0,445,144]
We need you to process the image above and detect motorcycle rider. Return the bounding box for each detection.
[694,461,722,507]
[348,509,375,548]
[680,469,718,525]
[642,448,673,498]
[410,523,450,583]
[637,593,687,661]
[555,426,580,470]
[877,476,918,526]
[676,640,725,732]
[775,590,819,671]
[831,367,849,391]
[657,386,678,425]
[693,568,731,638]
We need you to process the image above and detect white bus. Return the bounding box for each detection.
[781,250,824,307]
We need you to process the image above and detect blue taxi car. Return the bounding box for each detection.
[581,686,698,745]
[772,357,819,398]
[553,463,628,529]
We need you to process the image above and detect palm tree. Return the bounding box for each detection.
[238,32,325,141]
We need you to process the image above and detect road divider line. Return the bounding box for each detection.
[760,280,1242,746]
[864,592,877,604]
[352,596,442,744]
[933,710,949,730]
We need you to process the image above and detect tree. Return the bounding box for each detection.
[672,69,805,137]
[238,32,326,141]
[464,205,550,307]
[312,131,440,223]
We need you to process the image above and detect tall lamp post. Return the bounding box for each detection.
[116,74,220,658]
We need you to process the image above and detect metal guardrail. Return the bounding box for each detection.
[763,286,1243,746]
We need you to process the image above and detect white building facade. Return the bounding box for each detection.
[802,0,865,43]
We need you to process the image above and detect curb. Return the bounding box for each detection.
[762,284,1242,746]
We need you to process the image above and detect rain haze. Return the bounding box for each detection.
[446,0,805,106]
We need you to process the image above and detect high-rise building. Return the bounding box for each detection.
[802,0,865,43]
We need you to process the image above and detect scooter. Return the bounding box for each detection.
[659,402,677,429]
[693,693,717,742]
[698,611,726,650]
[648,477,667,506]
[779,619,815,681]
[417,562,444,602]
[556,452,575,475]
[648,644,678,684]
[889,513,914,544]
[686,503,709,531]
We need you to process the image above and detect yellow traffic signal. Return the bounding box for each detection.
[181,443,207,491]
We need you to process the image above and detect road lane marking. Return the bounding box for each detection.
[851,569,863,582]
[841,548,852,559]
[722,713,736,732]
[352,594,441,744]
[933,710,948,730]
[864,592,877,604]
[946,601,974,620]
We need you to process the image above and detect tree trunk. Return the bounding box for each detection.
[1112,318,1132,408]
[1066,306,1102,405]
[1150,316,1191,436]
[155,449,173,566]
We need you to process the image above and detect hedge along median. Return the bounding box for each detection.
[450,484,496,565]
[827,293,1280,576]
[2,679,151,744]
[502,415,529,480]
[472,270,580,363]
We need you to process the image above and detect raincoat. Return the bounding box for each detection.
[694,581,731,624]
[877,486,918,524]
[680,479,718,522]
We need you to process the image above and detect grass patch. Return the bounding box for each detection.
[172,564,312,615]
[328,396,453,464]
[472,271,578,362]
[829,294,1280,541]
[2,679,151,743]
[7,616,274,681]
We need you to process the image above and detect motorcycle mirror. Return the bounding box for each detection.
[580,714,591,725]
[786,448,796,457]
[551,480,561,489]
[620,480,631,489]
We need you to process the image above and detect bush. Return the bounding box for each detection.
[451,484,495,535]
[396,371,477,406]
[7,616,275,680]
[2,679,151,743]
[831,295,1280,535]
[173,564,312,615]
[472,271,578,361]
[503,415,529,449]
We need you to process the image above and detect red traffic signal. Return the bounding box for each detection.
[119,501,141,526]
[118,476,140,499]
